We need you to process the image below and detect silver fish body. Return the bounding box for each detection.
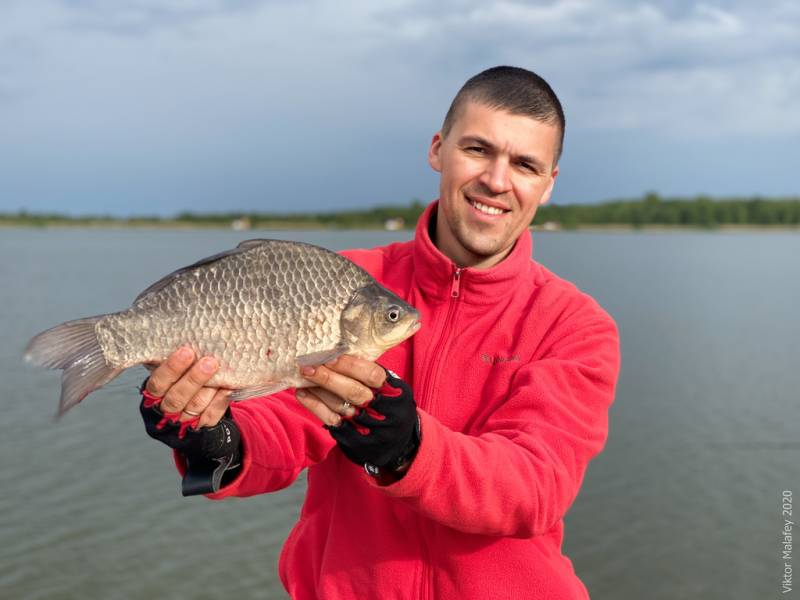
[25,239,420,415]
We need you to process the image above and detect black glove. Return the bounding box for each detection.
[140,379,242,496]
[326,369,420,481]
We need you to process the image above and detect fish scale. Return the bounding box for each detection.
[25,239,420,416]
[101,242,362,385]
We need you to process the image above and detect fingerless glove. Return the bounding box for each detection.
[140,380,242,496]
[327,369,420,482]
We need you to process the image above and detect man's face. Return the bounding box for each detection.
[428,101,560,269]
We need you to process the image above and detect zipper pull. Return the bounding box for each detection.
[451,268,462,298]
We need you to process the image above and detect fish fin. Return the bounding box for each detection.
[133,244,263,305]
[236,239,329,252]
[25,316,123,416]
[296,345,349,367]
[58,359,122,418]
[25,315,105,369]
[236,239,274,250]
[228,383,289,401]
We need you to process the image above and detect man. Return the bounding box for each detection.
[140,66,621,599]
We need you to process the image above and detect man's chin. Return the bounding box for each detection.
[456,235,511,262]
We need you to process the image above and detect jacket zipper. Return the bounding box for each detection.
[450,267,462,298]
[419,266,462,600]
[423,266,461,414]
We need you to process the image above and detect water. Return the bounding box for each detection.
[1,228,798,599]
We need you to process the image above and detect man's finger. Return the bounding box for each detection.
[146,346,195,397]
[309,386,358,418]
[179,386,217,422]
[299,365,373,406]
[196,389,233,428]
[296,388,343,427]
[161,357,219,414]
[325,355,387,389]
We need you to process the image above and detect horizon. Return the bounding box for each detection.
[4,192,800,220]
[4,194,797,228]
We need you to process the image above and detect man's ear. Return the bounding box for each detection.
[428,132,443,172]
[538,165,559,206]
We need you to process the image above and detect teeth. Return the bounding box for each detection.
[470,199,506,216]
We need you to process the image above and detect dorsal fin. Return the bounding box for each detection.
[133,241,267,305]
[236,239,272,250]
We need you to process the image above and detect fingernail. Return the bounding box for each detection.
[301,366,315,376]
[326,357,338,366]
[296,389,306,399]
[178,347,193,360]
[201,358,217,373]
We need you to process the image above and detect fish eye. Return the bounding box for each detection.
[386,306,400,322]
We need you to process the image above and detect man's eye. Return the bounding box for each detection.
[518,162,537,173]
[465,146,486,154]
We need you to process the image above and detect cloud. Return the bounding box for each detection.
[358,0,800,135]
[56,0,280,35]
[0,1,797,214]
[2,0,798,134]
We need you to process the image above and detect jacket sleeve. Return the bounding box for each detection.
[175,390,336,499]
[373,306,621,538]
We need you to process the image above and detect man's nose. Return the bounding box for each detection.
[479,158,512,194]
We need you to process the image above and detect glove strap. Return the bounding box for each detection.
[182,453,239,497]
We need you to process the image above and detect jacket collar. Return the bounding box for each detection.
[412,201,534,305]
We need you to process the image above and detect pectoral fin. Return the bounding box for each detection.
[296,344,348,367]
[228,382,289,401]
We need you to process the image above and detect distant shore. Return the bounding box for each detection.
[2,221,798,233]
[0,220,335,230]
[3,194,799,231]
[533,223,800,233]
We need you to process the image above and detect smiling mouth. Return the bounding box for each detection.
[467,196,510,217]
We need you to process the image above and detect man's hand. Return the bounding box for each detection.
[140,347,241,496]
[296,356,420,481]
[144,346,232,427]
[294,354,387,426]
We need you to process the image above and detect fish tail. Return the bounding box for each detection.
[25,316,123,417]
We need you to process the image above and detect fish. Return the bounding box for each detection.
[25,239,421,416]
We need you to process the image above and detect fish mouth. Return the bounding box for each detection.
[406,309,422,336]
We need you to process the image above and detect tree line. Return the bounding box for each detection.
[533,193,800,229]
[1,195,798,229]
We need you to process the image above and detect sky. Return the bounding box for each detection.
[0,0,798,216]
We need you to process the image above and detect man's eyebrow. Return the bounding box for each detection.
[458,135,494,150]
[458,135,547,171]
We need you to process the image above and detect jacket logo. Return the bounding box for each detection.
[480,354,520,364]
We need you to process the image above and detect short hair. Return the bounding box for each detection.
[441,66,565,165]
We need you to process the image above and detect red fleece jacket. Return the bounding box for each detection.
[197,201,620,599]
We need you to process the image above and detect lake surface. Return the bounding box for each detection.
[1,227,798,599]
